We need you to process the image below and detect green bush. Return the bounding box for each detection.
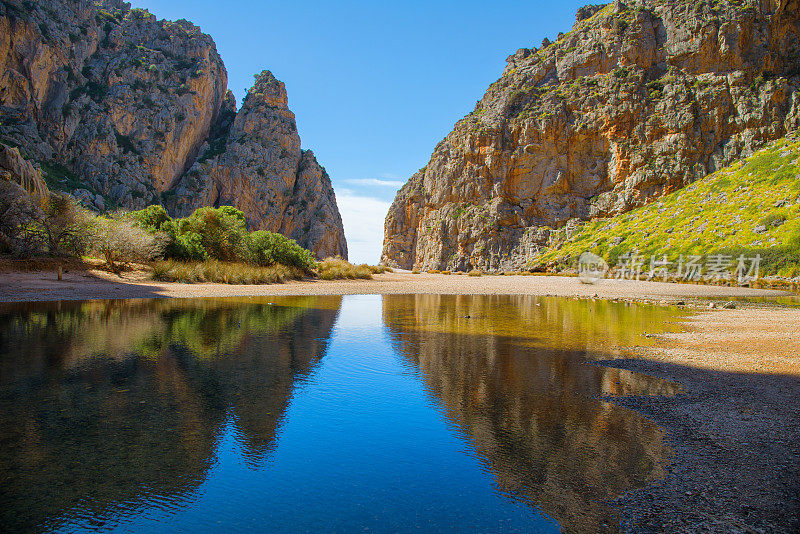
[245,230,316,271]
[181,206,247,261]
[162,223,205,261]
[128,204,170,231]
[123,205,322,272]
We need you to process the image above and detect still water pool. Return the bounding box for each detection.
[0,295,685,533]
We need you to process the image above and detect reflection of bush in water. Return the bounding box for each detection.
[0,297,341,532]
[382,294,676,534]
[0,352,223,532]
[0,296,336,362]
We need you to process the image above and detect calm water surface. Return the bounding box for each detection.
[0,295,685,533]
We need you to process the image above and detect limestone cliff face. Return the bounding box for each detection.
[382,0,800,271]
[0,144,49,251]
[168,72,347,259]
[0,0,346,259]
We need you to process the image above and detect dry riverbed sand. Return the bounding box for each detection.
[0,268,792,302]
[0,268,798,533]
[605,307,800,534]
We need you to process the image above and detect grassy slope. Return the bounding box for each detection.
[534,133,800,277]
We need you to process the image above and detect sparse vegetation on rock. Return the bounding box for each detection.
[0,0,346,259]
[533,134,800,278]
[383,0,800,272]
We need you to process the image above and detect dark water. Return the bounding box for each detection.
[0,295,685,533]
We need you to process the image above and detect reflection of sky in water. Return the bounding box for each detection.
[0,295,682,533]
[75,294,553,533]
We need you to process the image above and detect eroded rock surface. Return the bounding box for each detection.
[0,0,346,258]
[168,72,346,258]
[382,0,800,271]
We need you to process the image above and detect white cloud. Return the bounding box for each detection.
[336,192,391,265]
[344,178,406,188]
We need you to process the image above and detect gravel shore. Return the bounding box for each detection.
[604,308,800,533]
[0,269,792,303]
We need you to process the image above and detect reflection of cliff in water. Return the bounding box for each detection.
[383,295,679,534]
[0,297,342,532]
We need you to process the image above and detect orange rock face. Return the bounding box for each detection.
[383,0,800,271]
[0,0,346,259]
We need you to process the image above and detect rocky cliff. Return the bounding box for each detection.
[168,71,347,258]
[382,0,800,271]
[0,0,346,258]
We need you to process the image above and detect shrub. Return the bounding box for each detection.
[163,227,206,261]
[22,194,94,256]
[92,215,165,271]
[468,269,483,277]
[128,204,170,231]
[166,232,208,261]
[125,205,321,270]
[0,172,45,252]
[412,269,421,274]
[114,131,139,155]
[759,212,786,228]
[317,257,372,280]
[245,230,316,271]
[181,206,247,261]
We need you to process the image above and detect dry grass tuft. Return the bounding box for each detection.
[367,265,393,274]
[151,260,304,284]
[316,257,373,280]
[468,269,483,277]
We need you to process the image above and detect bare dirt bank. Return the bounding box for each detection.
[0,269,793,303]
[605,307,800,533]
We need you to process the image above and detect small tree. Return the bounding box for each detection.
[23,193,93,256]
[0,181,43,254]
[182,206,247,261]
[92,215,166,271]
[128,204,171,231]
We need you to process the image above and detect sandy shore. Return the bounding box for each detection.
[0,268,794,303]
[605,308,800,533]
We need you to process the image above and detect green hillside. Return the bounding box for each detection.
[534,133,800,278]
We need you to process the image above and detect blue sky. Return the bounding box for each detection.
[134,0,587,263]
